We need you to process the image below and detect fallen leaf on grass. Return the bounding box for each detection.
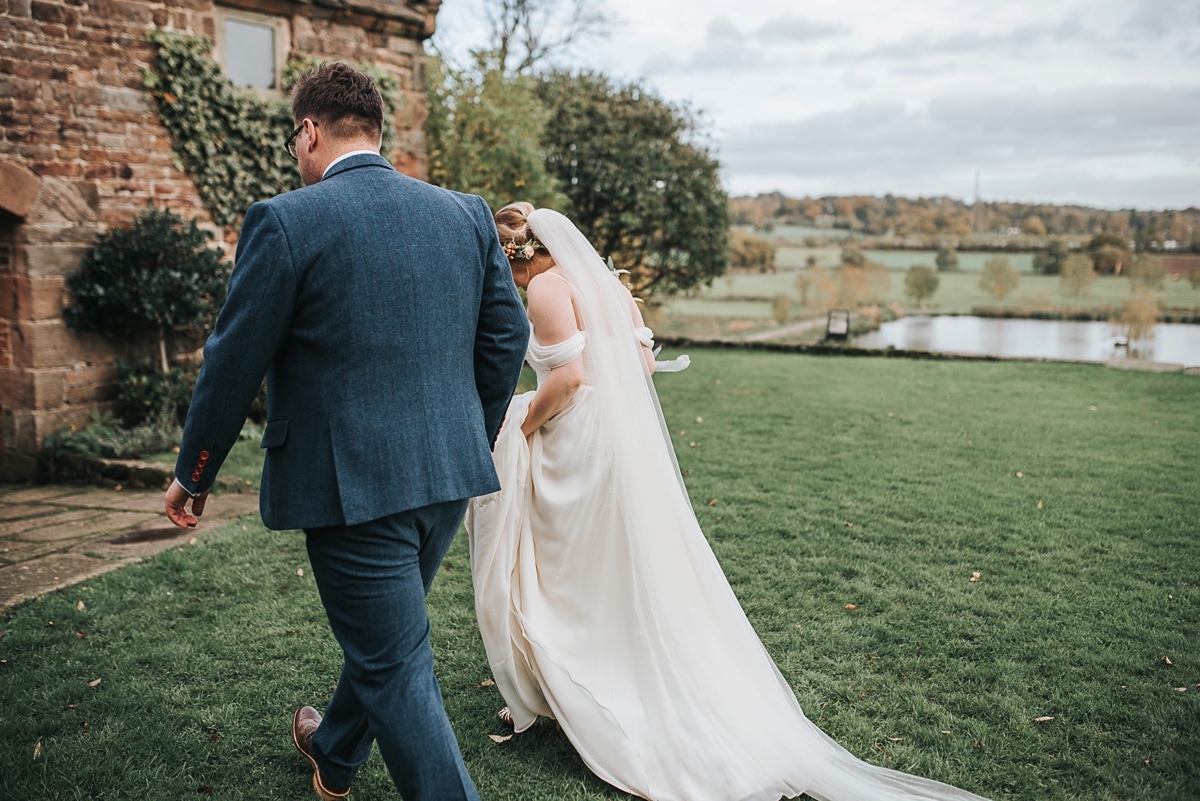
[873,743,884,751]
[1037,500,1043,509]
[1144,760,1151,767]
[210,733,219,743]
[843,521,854,528]
[1015,472,1023,478]
[187,598,200,604]
[796,624,803,629]
[1033,716,1054,722]
[198,785,213,795]
[478,679,495,687]
[708,499,718,506]
[844,604,858,611]
[76,600,85,611]
[940,730,951,735]
[297,569,304,577]
[487,734,512,743]
[970,571,981,583]
[76,632,87,638]
[189,538,197,546]
[887,737,903,742]
[65,703,77,710]
[0,631,5,638]
[0,660,7,666]
[47,621,54,627]
[695,416,703,423]
[88,678,102,688]
[1175,687,1187,693]
[33,740,42,759]
[1163,656,1173,666]
[887,412,894,418]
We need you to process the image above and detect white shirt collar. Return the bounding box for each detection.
[322,149,381,179]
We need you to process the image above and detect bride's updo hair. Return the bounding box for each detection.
[494,202,536,246]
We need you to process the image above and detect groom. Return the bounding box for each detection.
[164,63,529,799]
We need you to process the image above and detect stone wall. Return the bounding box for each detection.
[0,0,440,479]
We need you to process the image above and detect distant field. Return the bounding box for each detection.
[736,224,853,243]
[667,272,1200,320]
[774,248,1038,273]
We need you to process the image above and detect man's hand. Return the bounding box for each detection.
[165,478,210,528]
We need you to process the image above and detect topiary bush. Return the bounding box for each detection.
[65,205,229,374]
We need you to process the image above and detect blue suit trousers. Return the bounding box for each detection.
[304,500,479,800]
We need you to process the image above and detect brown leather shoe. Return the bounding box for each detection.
[292,706,351,800]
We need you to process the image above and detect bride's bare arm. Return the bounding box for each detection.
[521,272,583,438]
[625,287,656,376]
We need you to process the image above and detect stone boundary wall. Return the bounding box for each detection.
[0,0,440,479]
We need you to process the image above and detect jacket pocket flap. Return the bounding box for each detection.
[260,419,289,449]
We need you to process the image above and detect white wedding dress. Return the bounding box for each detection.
[465,210,990,801]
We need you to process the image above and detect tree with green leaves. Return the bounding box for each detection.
[536,71,729,298]
[65,206,229,374]
[1033,238,1070,275]
[904,265,939,309]
[935,246,960,272]
[840,246,866,268]
[1058,254,1096,307]
[980,255,1020,301]
[425,54,567,212]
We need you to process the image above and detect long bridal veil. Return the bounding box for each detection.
[468,208,991,801]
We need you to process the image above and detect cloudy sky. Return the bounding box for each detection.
[433,0,1200,210]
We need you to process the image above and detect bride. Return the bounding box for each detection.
[465,203,990,801]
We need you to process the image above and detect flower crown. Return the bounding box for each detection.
[504,238,543,261]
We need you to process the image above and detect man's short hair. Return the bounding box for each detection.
[290,62,384,143]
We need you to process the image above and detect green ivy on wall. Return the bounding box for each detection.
[144,30,402,227]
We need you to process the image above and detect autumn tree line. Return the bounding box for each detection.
[732,193,1199,252]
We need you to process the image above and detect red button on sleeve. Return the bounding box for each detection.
[199,451,210,460]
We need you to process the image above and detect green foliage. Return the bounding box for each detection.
[1032,238,1069,275]
[143,31,300,226]
[144,31,401,227]
[840,246,866,268]
[1059,254,1097,305]
[117,359,199,428]
[426,54,567,212]
[1191,267,1200,290]
[536,71,730,298]
[42,411,180,461]
[935,246,960,272]
[979,255,1020,301]
[904,264,939,305]
[731,232,775,272]
[1127,253,1165,290]
[65,205,229,370]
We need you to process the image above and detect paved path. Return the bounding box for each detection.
[0,485,259,609]
[742,317,827,342]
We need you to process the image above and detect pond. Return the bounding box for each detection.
[852,316,1200,367]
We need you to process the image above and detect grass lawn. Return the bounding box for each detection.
[2,352,1198,800]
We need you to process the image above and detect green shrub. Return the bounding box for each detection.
[117,359,199,428]
[65,206,229,373]
[43,411,181,461]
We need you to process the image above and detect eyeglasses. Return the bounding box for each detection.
[285,120,316,160]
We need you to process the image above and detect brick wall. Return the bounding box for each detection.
[0,0,440,479]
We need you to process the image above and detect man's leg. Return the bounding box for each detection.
[304,499,477,800]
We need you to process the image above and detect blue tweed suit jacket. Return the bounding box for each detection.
[174,154,530,530]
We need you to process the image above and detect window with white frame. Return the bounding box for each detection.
[214,7,289,95]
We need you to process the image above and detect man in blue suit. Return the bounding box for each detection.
[164,63,529,800]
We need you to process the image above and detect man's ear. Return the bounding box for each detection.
[305,118,320,154]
